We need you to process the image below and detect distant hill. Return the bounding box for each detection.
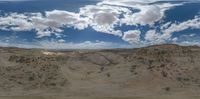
[0,44,200,98]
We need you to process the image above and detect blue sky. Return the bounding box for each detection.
[0,0,200,49]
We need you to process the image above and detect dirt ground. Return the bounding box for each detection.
[0,96,200,99]
[0,45,200,98]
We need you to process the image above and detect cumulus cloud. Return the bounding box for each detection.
[32,10,89,37]
[0,10,89,37]
[120,5,163,26]
[162,16,200,40]
[1,0,198,48]
[0,13,33,31]
[122,30,141,44]
[0,0,182,38]
[145,30,162,43]
[144,16,200,45]
[79,4,125,36]
[163,16,200,35]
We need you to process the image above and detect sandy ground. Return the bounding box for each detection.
[0,96,200,99]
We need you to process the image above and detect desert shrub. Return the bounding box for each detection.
[165,87,170,91]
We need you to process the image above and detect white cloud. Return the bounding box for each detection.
[79,4,125,36]
[45,10,89,30]
[103,0,199,4]
[122,30,141,44]
[0,0,191,48]
[58,39,65,43]
[0,10,90,38]
[0,0,182,38]
[0,13,33,31]
[163,16,200,35]
[31,10,89,37]
[159,16,200,42]
[38,40,131,49]
[144,16,200,45]
[144,30,160,42]
[120,5,163,26]
[0,40,132,49]
[99,0,183,27]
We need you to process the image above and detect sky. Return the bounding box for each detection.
[0,0,200,49]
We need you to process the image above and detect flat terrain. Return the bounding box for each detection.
[0,96,200,99]
[0,44,200,98]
